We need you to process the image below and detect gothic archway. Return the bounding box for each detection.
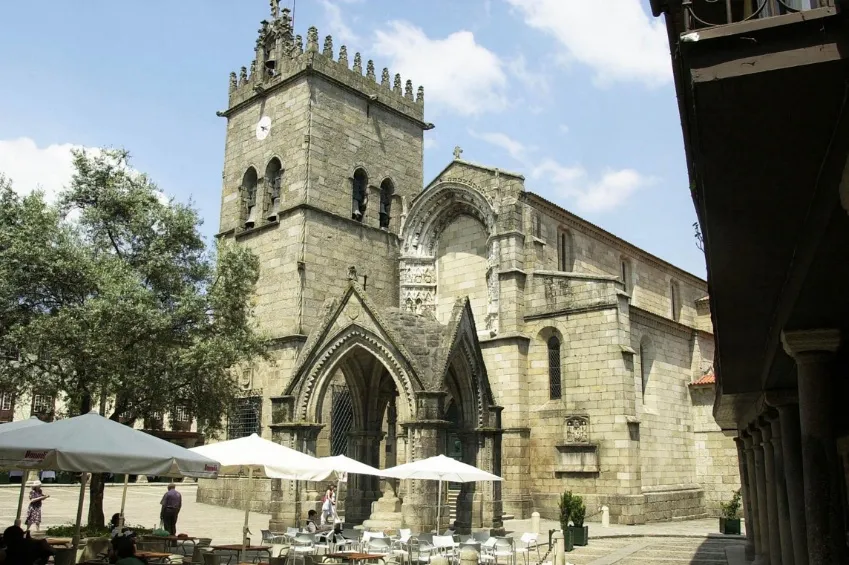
[399,181,500,333]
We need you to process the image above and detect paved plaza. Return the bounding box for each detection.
[0,483,748,564]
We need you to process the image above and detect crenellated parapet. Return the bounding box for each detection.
[225,4,425,123]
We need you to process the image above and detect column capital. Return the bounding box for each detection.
[741,430,754,449]
[781,328,841,358]
[749,425,764,445]
[764,389,798,408]
[758,417,773,443]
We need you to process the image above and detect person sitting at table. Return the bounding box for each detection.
[109,534,146,565]
[2,525,53,565]
[304,510,318,533]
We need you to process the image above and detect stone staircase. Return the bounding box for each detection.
[446,488,514,522]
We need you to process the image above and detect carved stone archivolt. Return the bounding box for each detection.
[292,326,417,423]
[399,181,500,327]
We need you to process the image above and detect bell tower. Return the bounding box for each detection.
[216,1,433,340]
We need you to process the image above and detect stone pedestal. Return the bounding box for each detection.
[782,329,849,565]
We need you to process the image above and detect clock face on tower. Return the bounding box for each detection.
[255,116,272,141]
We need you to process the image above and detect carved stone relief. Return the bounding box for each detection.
[400,264,435,285]
[565,416,590,443]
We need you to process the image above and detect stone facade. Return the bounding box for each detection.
[200,4,739,529]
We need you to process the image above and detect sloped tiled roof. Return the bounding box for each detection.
[690,372,716,386]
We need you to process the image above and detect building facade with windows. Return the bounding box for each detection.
[195,2,738,530]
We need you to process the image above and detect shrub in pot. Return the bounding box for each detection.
[719,489,742,535]
[568,495,589,546]
[557,491,574,552]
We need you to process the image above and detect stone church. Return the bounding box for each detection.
[198,2,739,530]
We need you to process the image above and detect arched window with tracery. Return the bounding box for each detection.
[379,178,394,230]
[265,158,283,220]
[351,168,368,221]
[242,167,258,228]
[548,335,562,400]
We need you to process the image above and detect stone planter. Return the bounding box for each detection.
[719,517,741,535]
[569,525,588,546]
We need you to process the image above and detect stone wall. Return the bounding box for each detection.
[526,195,708,330]
[197,477,273,513]
[631,313,698,490]
[436,215,488,325]
[691,385,740,514]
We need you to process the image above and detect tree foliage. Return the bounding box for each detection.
[0,150,266,524]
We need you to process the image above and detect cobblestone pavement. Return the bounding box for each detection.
[0,484,747,563]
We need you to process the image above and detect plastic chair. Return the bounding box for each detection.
[409,538,435,565]
[479,538,498,565]
[287,532,315,565]
[202,552,221,565]
[515,533,539,565]
[492,537,514,565]
[367,536,391,556]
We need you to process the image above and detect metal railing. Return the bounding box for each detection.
[680,0,826,32]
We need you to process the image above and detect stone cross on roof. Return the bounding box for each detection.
[453,146,463,160]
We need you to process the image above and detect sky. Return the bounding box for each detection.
[0,0,705,278]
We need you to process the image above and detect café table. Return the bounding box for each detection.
[211,544,272,565]
[322,552,387,565]
[136,550,175,563]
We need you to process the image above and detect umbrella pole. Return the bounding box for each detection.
[242,467,253,553]
[436,479,442,534]
[335,473,342,523]
[72,473,88,547]
[119,474,129,527]
[15,470,28,526]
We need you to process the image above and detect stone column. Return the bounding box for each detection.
[734,436,756,560]
[751,426,772,564]
[269,420,324,530]
[766,409,795,565]
[782,329,849,565]
[759,417,782,565]
[766,391,808,565]
[742,432,764,558]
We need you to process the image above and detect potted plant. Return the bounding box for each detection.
[558,491,574,552]
[568,495,589,546]
[719,489,742,535]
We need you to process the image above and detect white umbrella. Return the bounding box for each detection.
[382,454,502,533]
[191,434,333,551]
[266,454,385,521]
[0,411,220,545]
[0,416,46,525]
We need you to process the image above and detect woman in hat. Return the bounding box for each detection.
[24,480,49,532]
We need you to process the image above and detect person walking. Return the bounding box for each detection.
[320,484,336,526]
[24,481,49,533]
[159,483,182,535]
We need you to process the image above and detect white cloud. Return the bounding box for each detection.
[319,0,360,45]
[423,137,437,150]
[0,138,95,202]
[373,21,508,116]
[505,0,672,88]
[0,138,167,216]
[559,124,570,134]
[533,158,652,212]
[506,55,550,97]
[469,130,532,164]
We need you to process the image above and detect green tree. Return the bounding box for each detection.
[0,150,266,526]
